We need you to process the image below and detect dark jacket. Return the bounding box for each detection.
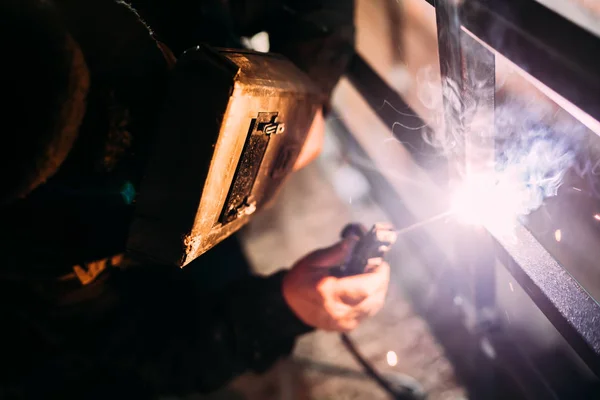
[0,0,354,398]
[0,255,312,398]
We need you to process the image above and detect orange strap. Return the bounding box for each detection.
[59,254,124,285]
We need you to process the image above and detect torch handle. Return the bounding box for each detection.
[332,223,396,277]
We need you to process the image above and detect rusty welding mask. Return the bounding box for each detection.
[127,46,324,267]
[3,1,324,268]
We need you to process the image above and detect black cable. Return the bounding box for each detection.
[340,333,426,400]
[336,224,427,399]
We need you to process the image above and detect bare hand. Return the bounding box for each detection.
[282,237,391,332]
[293,109,325,171]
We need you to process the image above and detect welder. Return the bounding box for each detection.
[0,0,391,398]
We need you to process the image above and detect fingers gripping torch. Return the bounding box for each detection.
[334,223,427,400]
[336,223,396,276]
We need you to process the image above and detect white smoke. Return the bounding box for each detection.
[414,70,587,229]
[493,98,584,217]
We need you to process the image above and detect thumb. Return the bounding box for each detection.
[302,237,359,269]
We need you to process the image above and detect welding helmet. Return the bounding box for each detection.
[128,47,324,266]
[1,0,324,268]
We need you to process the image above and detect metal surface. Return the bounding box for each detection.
[128,46,322,266]
[434,2,498,296]
[534,0,600,37]
[425,0,600,125]
[493,257,600,399]
[492,224,600,374]
[435,2,498,397]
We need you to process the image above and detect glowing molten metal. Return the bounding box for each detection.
[450,173,532,234]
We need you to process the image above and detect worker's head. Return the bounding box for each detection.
[2,0,326,266]
[1,0,88,205]
[1,0,172,205]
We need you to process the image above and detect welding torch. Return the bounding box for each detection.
[330,223,397,277]
[332,222,428,400]
[332,212,451,277]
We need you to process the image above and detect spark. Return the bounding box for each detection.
[573,187,582,192]
[555,229,562,242]
[594,214,600,221]
[386,351,398,367]
[480,337,497,359]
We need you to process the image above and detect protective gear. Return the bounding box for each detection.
[127,45,324,266]
[1,0,355,268]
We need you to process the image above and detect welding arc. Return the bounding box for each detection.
[394,211,452,236]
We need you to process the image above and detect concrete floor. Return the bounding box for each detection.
[192,135,466,400]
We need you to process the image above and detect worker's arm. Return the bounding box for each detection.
[100,267,312,395]
[107,238,387,395]
[5,267,305,397]
[21,238,388,397]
